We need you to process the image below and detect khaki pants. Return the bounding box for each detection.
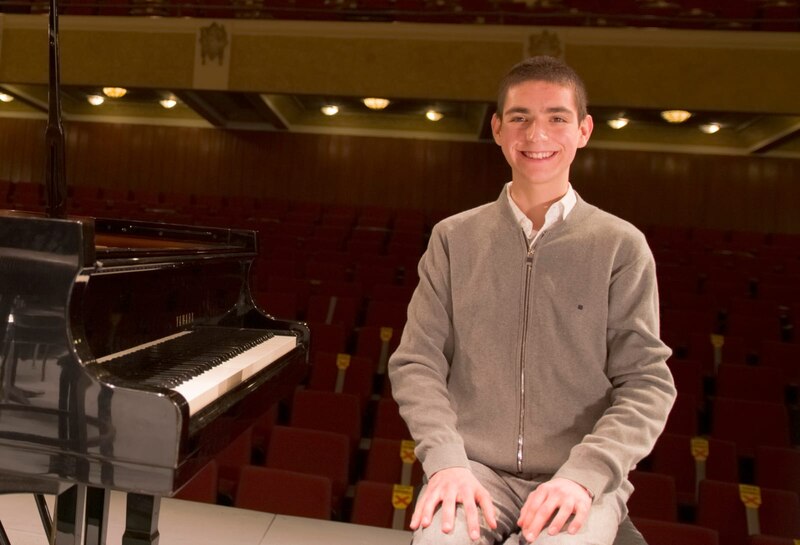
[411,460,630,545]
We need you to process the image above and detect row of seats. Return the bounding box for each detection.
[1,0,797,32]
[0,180,436,234]
[633,228,799,544]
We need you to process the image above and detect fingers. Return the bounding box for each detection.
[518,478,593,542]
[476,486,498,530]
[409,466,496,539]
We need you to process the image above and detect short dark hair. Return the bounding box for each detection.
[496,56,588,121]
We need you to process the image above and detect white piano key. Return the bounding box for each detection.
[172,334,297,415]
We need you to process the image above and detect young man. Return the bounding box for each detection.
[387,56,676,544]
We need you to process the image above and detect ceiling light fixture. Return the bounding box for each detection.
[321,104,339,116]
[362,97,390,110]
[159,96,177,109]
[102,86,127,98]
[425,109,444,122]
[607,117,629,129]
[660,109,692,123]
[0,93,14,103]
[700,122,721,134]
[87,95,105,106]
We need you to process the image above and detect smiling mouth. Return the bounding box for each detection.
[521,151,556,160]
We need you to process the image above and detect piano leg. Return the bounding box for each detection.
[52,485,110,545]
[122,494,160,545]
[0,520,11,545]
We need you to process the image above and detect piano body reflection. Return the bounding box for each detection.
[0,211,310,544]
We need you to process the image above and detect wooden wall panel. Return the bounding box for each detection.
[0,117,797,233]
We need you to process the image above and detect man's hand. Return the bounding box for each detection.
[410,466,498,541]
[517,477,592,542]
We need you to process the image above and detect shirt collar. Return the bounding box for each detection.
[506,182,576,240]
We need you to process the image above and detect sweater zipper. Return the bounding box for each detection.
[517,241,535,473]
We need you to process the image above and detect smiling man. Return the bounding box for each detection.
[388,56,676,545]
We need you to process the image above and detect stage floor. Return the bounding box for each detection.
[0,492,412,545]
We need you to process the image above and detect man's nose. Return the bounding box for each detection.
[526,122,548,142]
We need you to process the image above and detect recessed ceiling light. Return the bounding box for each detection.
[321,104,339,116]
[102,87,127,98]
[87,95,105,106]
[362,97,390,110]
[159,96,177,109]
[607,117,629,129]
[700,122,721,134]
[660,109,692,123]
[425,109,443,122]
[0,93,14,103]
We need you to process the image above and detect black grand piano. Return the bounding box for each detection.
[0,2,309,545]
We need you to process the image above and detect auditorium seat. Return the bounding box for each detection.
[265,425,349,514]
[696,480,800,545]
[306,322,348,356]
[662,393,700,436]
[304,259,350,283]
[667,359,705,410]
[631,517,719,545]
[393,209,427,234]
[353,263,400,292]
[289,389,362,452]
[368,284,416,305]
[710,398,791,457]
[372,398,411,441]
[364,299,408,330]
[626,471,678,522]
[363,437,424,486]
[759,341,800,387]
[252,291,299,320]
[350,480,415,530]
[689,332,749,374]
[649,433,739,505]
[355,325,402,376]
[306,294,359,331]
[8,181,43,210]
[748,536,800,545]
[307,351,376,411]
[173,460,219,504]
[755,446,800,496]
[715,364,786,404]
[235,465,333,520]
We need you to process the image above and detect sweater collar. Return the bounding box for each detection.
[495,183,595,238]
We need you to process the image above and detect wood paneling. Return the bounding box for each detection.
[0,117,797,233]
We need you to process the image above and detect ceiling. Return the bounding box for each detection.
[2,82,798,157]
[0,2,798,157]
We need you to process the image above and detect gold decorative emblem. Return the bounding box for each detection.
[199,22,229,66]
[527,30,563,59]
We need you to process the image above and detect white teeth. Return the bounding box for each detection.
[522,151,555,159]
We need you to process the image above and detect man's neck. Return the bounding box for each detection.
[509,180,569,230]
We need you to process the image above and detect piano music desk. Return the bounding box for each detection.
[0,492,411,545]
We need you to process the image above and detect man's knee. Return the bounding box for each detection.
[411,507,499,545]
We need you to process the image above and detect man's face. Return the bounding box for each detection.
[491,80,593,189]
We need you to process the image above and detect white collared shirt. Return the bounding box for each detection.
[507,182,577,247]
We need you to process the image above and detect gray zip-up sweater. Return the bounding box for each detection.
[388,186,675,499]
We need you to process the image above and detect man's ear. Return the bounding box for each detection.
[577,114,594,148]
[491,113,502,145]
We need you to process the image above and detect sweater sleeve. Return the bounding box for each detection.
[387,224,471,477]
[553,246,676,498]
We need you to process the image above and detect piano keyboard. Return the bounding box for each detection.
[95,328,298,415]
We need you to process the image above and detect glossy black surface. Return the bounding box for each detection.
[0,212,309,497]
